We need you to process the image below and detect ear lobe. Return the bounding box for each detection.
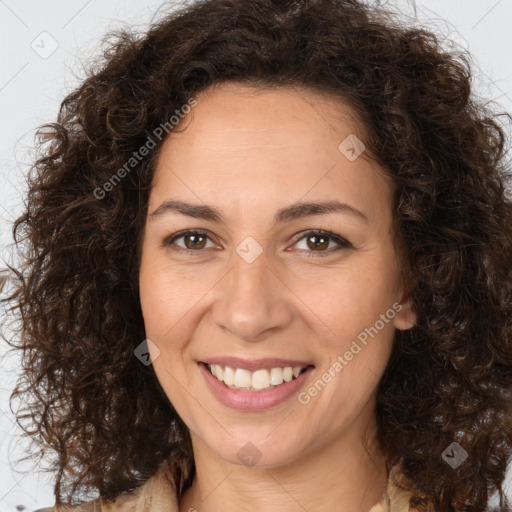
[392,294,417,331]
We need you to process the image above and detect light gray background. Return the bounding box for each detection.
[1,0,511,510]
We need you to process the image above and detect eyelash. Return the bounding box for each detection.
[161,229,352,257]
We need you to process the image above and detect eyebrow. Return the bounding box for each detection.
[149,199,368,225]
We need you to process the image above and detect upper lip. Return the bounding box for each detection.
[200,357,315,372]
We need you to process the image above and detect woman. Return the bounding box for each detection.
[4,0,512,510]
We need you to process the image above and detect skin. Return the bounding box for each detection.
[138,83,416,512]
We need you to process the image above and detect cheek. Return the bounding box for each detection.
[292,258,399,343]
[139,247,197,333]
[138,264,191,389]
[139,250,183,344]
[138,253,213,373]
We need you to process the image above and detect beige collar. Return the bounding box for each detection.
[47,459,433,512]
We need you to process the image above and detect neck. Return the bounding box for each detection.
[178,413,388,512]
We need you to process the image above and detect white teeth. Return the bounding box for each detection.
[270,367,283,386]
[234,368,252,388]
[251,369,270,390]
[223,366,235,385]
[207,364,308,392]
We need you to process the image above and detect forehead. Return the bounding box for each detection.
[150,83,393,224]
[163,83,368,152]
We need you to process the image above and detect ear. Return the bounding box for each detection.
[392,288,417,331]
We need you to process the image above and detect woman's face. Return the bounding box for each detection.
[139,83,415,468]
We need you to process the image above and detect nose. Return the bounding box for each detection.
[211,246,294,342]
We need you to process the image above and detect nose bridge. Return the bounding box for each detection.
[213,244,292,341]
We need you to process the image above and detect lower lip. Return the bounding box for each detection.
[198,362,314,411]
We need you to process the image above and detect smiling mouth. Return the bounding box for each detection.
[200,362,314,392]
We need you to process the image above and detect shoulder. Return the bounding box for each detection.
[385,462,435,512]
[34,484,146,512]
[34,460,180,512]
[368,461,436,512]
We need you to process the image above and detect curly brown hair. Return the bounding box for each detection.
[3,0,512,510]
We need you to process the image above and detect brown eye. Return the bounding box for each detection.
[163,229,351,256]
[163,230,216,252]
[183,232,207,249]
[305,233,330,251]
[293,230,352,256]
